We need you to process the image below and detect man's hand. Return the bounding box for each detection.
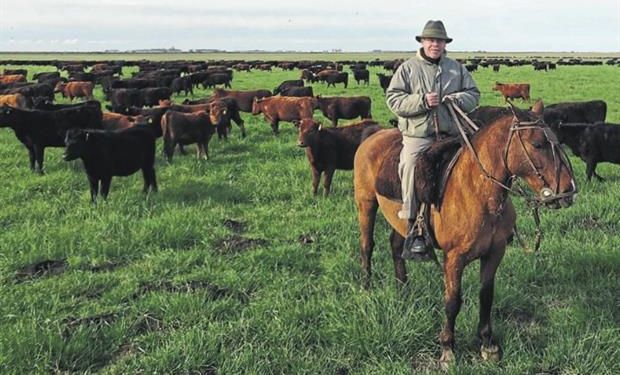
[425,92,440,108]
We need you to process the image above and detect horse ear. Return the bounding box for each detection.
[531,99,544,115]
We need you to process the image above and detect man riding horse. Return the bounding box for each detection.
[386,20,481,260]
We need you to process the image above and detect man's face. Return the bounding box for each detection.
[421,38,447,59]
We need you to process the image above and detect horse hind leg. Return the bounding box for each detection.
[356,197,378,290]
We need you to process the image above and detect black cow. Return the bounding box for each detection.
[63,126,157,201]
[141,87,172,107]
[108,89,144,113]
[326,72,348,88]
[280,86,313,97]
[316,96,372,127]
[543,100,607,165]
[171,76,193,96]
[352,69,370,85]
[273,79,304,95]
[377,73,393,93]
[0,102,102,172]
[203,73,232,89]
[4,69,27,76]
[33,72,60,82]
[0,83,54,102]
[574,122,620,181]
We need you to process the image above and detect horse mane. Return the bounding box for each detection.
[469,106,540,143]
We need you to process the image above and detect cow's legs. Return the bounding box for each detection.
[389,229,408,286]
[202,141,210,160]
[323,167,335,196]
[311,167,321,196]
[163,139,175,162]
[33,145,45,174]
[270,120,280,135]
[24,144,36,171]
[585,159,602,181]
[149,168,158,192]
[88,176,99,203]
[331,115,338,127]
[100,176,112,200]
[229,111,245,137]
[142,167,157,193]
[439,252,464,370]
[478,244,505,361]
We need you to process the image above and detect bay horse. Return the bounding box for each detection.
[353,102,576,368]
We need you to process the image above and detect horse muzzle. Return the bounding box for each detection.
[539,184,577,209]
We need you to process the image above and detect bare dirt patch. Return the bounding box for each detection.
[223,219,245,233]
[215,234,268,254]
[15,259,67,281]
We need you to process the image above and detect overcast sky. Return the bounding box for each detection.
[2,0,619,52]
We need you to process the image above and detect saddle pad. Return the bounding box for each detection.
[375,135,462,208]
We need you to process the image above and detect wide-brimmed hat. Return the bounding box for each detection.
[415,20,452,43]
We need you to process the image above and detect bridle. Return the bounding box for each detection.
[445,98,577,204]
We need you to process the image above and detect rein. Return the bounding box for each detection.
[444,99,577,252]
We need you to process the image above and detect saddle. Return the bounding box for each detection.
[375,134,463,210]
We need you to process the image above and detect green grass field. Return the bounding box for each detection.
[0,56,619,374]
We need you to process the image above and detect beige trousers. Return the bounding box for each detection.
[398,136,434,219]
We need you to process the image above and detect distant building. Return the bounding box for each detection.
[192,49,224,53]
[129,47,182,53]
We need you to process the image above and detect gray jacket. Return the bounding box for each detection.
[386,49,480,138]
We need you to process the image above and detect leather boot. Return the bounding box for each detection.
[402,219,433,261]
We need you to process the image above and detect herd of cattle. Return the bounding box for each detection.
[0,56,617,201]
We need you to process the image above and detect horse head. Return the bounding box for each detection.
[503,101,577,208]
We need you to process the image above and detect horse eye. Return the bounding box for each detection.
[532,142,544,149]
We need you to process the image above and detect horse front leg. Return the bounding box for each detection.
[389,229,407,286]
[478,244,506,362]
[357,198,378,290]
[439,252,464,370]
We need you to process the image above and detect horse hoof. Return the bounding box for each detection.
[481,344,502,361]
[439,350,455,371]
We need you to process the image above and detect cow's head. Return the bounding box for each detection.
[63,129,90,161]
[209,100,228,125]
[297,118,321,147]
[251,97,264,115]
[54,81,66,92]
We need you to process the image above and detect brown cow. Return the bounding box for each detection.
[492,82,530,102]
[252,96,317,134]
[54,81,94,101]
[212,88,272,112]
[297,118,381,195]
[0,74,27,85]
[0,94,28,108]
[102,112,147,131]
[160,110,216,162]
